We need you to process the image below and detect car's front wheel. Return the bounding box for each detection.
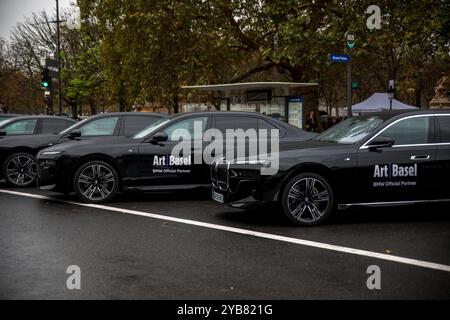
[2,152,38,187]
[281,172,334,226]
[73,160,119,203]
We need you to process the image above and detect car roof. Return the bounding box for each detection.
[87,112,168,119]
[355,109,450,122]
[0,115,77,126]
[0,113,21,117]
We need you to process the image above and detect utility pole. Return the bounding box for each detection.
[346,60,352,118]
[56,0,62,115]
[345,31,355,118]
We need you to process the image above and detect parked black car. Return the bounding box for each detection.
[211,110,450,226]
[0,115,76,137]
[0,112,166,187]
[37,111,315,203]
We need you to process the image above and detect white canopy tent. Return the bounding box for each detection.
[344,93,417,114]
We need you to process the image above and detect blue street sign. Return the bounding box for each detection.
[329,53,350,63]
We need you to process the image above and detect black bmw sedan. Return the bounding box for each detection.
[37,111,315,203]
[0,112,166,187]
[211,110,450,226]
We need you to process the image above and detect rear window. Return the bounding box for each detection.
[123,116,160,136]
[41,119,73,134]
[215,116,258,133]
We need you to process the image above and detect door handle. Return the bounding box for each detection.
[410,155,430,160]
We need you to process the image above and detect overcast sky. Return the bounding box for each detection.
[0,0,75,41]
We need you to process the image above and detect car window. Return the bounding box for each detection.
[215,116,258,133]
[41,119,73,134]
[79,117,119,136]
[4,119,37,135]
[381,116,431,145]
[438,116,450,143]
[123,116,159,136]
[258,119,277,131]
[163,117,208,141]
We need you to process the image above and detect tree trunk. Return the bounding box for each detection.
[89,96,97,115]
[70,100,77,118]
[173,95,179,114]
[119,96,126,112]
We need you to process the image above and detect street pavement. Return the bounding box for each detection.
[1,181,449,299]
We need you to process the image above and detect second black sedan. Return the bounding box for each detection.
[37,111,315,203]
[0,112,166,187]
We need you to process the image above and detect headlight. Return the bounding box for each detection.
[234,159,271,166]
[41,151,63,156]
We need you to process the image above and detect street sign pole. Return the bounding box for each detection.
[347,60,352,118]
[345,31,355,117]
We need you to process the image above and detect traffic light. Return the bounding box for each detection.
[41,67,51,89]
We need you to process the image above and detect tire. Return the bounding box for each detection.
[281,172,334,226]
[73,160,119,203]
[2,152,38,188]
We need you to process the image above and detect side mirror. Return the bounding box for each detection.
[151,132,168,143]
[367,136,395,150]
[68,129,82,139]
[0,129,6,137]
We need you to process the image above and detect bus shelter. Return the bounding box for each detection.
[182,82,318,128]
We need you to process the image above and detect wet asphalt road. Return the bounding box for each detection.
[0,182,449,299]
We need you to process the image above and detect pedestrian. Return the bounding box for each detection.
[305,109,323,133]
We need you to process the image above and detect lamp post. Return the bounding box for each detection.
[387,80,395,111]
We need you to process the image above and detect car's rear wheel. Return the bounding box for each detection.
[73,160,119,203]
[281,172,334,226]
[2,152,37,187]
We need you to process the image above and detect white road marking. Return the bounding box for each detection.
[1,188,450,273]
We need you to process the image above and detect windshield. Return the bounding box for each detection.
[315,116,384,144]
[133,118,171,139]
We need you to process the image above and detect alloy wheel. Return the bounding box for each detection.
[287,177,330,223]
[6,154,37,187]
[77,164,116,201]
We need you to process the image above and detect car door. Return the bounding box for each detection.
[357,114,437,203]
[137,115,210,188]
[435,114,450,199]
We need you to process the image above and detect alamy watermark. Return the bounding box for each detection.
[66,265,81,290]
[366,265,381,290]
[366,5,381,30]
[166,121,280,175]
